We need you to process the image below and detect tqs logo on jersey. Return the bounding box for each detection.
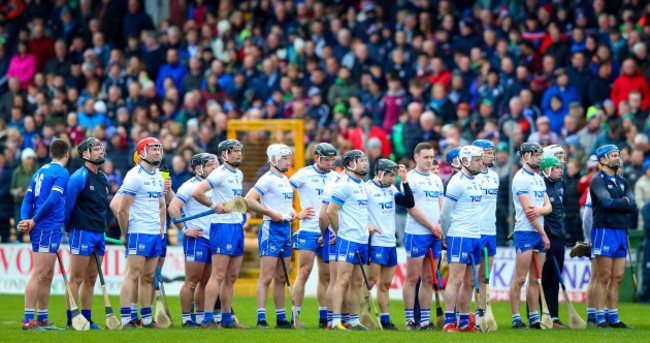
[148,191,163,198]
[283,192,294,200]
[357,199,368,207]
[533,191,545,198]
[379,201,393,210]
[483,188,498,195]
[424,190,440,198]
[233,189,243,196]
[316,188,324,195]
[470,195,482,203]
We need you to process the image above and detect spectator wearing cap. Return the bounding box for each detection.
[612,59,650,110]
[634,160,650,229]
[528,116,559,144]
[11,148,37,241]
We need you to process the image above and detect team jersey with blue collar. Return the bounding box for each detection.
[405,169,444,235]
[253,170,294,221]
[446,171,483,238]
[331,174,368,244]
[205,164,244,224]
[477,169,499,235]
[512,168,546,232]
[175,177,214,239]
[24,162,69,230]
[366,180,399,247]
[118,165,164,235]
[65,166,109,233]
[290,165,336,233]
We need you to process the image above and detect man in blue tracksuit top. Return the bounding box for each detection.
[590,144,636,329]
[64,137,109,329]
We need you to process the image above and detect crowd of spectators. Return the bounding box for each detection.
[1,0,650,252]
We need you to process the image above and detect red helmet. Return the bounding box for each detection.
[137,137,163,165]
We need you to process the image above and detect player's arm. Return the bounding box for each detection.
[582,203,592,242]
[192,178,227,213]
[64,172,84,232]
[394,182,415,208]
[110,192,122,218]
[167,196,186,232]
[159,197,166,236]
[163,178,174,204]
[319,202,329,235]
[117,193,135,237]
[406,206,441,237]
[517,193,546,235]
[32,173,68,225]
[245,187,284,221]
[18,179,35,232]
[440,197,456,237]
[326,201,341,235]
[591,177,635,212]
[623,179,638,213]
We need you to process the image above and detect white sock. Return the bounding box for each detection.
[196,311,204,324]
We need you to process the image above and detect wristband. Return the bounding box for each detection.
[210,202,217,210]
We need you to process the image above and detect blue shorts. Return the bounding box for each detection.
[404,233,442,258]
[258,221,292,258]
[514,231,545,253]
[292,230,321,252]
[161,234,167,257]
[480,234,497,257]
[447,236,482,265]
[69,229,105,256]
[336,237,368,264]
[317,230,330,263]
[210,223,245,257]
[369,246,397,266]
[592,228,628,258]
[126,233,162,258]
[328,231,337,262]
[184,236,212,263]
[30,228,63,253]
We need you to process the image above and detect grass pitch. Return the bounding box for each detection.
[1,294,648,342]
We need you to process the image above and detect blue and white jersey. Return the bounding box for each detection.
[405,170,444,235]
[290,165,336,233]
[446,172,483,238]
[253,170,294,221]
[366,180,398,247]
[512,168,546,232]
[331,174,368,244]
[175,177,214,239]
[477,169,499,235]
[205,164,244,224]
[25,162,69,230]
[118,165,164,235]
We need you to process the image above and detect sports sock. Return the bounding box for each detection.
[332,313,342,326]
[420,309,431,326]
[445,311,456,325]
[196,311,204,324]
[587,308,596,320]
[141,307,152,325]
[130,303,138,321]
[182,312,192,323]
[327,310,333,325]
[596,310,605,323]
[380,313,390,323]
[512,313,521,325]
[257,308,266,322]
[319,307,327,321]
[349,314,360,326]
[529,312,540,324]
[342,313,350,325]
[222,312,232,323]
[214,310,222,322]
[405,309,414,323]
[203,311,214,324]
[37,309,48,323]
[81,309,91,322]
[120,308,131,326]
[276,309,287,322]
[604,308,610,321]
[459,313,470,329]
[291,307,301,321]
[608,308,619,323]
[24,308,35,323]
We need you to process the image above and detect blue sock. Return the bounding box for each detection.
[141,307,152,325]
[257,308,266,322]
[459,313,469,329]
[420,309,431,326]
[222,312,232,323]
[608,309,619,323]
[276,309,287,322]
[120,307,131,325]
[529,312,540,323]
[182,312,192,323]
[405,309,414,323]
[380,313,390,323]
[604,308,610,322]
[82,309,91,321]
[36,309,48,323]
[130,303,138,321]
[203,311,214,324]
[24,308,35,323]
[342,313,350,325]
[596,310,605,323]
[66,309,72,322]
[587,308,596,320]
[445,311,456,325]
[327,311,333,322]
[319,307,327,320]
[512,313,521,325]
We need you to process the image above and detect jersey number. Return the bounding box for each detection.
[34,173,44,197]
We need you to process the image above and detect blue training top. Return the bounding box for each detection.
[65,165,110,233]
[21,162,70,230]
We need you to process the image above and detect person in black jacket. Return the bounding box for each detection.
[63,137,109,329]
[590,144,637,328]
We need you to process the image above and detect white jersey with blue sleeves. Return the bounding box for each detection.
[366,180,398,247]
[331,174,368,244]
[175,177,214,239]
[118,165,164,235]
[512,168,546,232]
[446,172,483,238]
[205,164,244,224]
[290,165,336,233]
[477,169,499,235]
[253,170,294,221]
[405,169,444,235]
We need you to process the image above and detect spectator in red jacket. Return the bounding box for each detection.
[28,23,54,72]
[611,58,650,110]
[349,113,392,158]
[428,57,451,90]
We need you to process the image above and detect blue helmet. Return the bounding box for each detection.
[596,144,619,162]
[446,147,461,168]
[472,139,494,150]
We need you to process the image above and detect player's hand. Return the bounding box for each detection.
[298,206,315,220]
[318,235,324,244]
[163,178,172,195]
[542,234,550,251]
[431,224,442,239]
[442,238,447,250]
[368,224,381,235]
[269,210,285,222]
[185,229,202,238]
[329,232,337,245]
[18,219,35,233]
[398,164,408,182]
[213,202,229,214]
[525,206,541,221]
[624,196,631,204]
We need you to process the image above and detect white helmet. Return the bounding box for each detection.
[267,143,292,166]
[543,144,564,160]
[459,145,484,175]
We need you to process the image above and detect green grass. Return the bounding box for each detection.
[1,294,648,342]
